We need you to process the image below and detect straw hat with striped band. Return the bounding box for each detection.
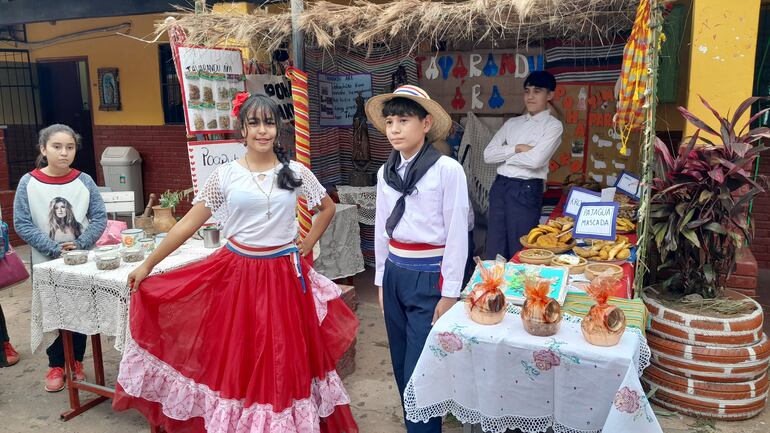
[365,85,452,143]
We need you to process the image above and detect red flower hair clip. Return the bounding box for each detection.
[231,92,251,118]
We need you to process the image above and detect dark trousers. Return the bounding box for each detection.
[383,260,443,433]
[47,331,87,368]
[0,304,9,366]
[486,175,544,260]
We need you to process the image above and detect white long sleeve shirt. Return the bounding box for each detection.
[374,154,470,298]
[483,110,564,180]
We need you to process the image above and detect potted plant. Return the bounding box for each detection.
[152,188,192,233]
[641,96,770,419]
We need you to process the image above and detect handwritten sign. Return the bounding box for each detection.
[574,202,619,241]
[187,140,246,194]
[317,72,372,127]
[564,186,602,218]
[615,170,640,200]
[176,46,246,135]
[246,74,294,123]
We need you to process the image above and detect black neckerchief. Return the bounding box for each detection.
[382,142,442,237]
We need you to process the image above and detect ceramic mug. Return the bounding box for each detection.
[197,226,221,248]
[121,229,145,249]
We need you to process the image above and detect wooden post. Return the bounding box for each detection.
[291,0,305,70]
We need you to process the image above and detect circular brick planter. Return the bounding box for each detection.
[644,290,764,347]
[642,289,767,420]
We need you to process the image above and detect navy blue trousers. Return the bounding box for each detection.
[383,259,443,433]
[485,175,543,260]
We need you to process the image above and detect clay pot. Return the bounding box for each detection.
[152,206,176,233]
[466,290,506,325]
[581,304,626,346]
[134,215,155,236]
[521,297,561,336]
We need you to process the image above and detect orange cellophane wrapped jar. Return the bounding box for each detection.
[581,274,626,346]
[465,256,507,325]
[521,275,561,336]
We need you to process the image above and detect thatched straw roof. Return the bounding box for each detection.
[158,0,640,54]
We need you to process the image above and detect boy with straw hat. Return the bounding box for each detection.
[366,85,469,433]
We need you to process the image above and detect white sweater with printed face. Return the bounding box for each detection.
[13,169,107,265]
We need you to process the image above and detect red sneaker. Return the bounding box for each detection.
[45,367,65,392]
[73,361,86,382]
[3,341,19,366]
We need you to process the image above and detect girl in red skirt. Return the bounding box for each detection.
[113,93,359,433]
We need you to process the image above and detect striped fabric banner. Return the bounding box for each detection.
[286,67,313,244]
[544,39,624,83]
[305,45,417,186]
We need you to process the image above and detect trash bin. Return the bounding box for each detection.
[100,146,144,214]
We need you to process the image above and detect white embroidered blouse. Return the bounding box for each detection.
[193,160,327,247]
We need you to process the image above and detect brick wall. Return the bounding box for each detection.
[0,129,21,245]
[92,125,193,214]
[751,153,770,268]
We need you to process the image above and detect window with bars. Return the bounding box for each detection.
[159,44,184,124]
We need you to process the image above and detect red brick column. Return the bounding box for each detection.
[751,154,770,269]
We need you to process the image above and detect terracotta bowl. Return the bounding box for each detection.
[584,263,624,281]
[519,249,555,265]
[550,255,587,275]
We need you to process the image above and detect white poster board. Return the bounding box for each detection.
[245,74,295,123]
[615,170,641,200]
[564,187,602,219]
[317,72,372,127]
[574,202,620,241]
[187,140,246,194]
[176,46,246,135]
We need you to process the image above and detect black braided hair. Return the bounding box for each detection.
[237,94,302,191]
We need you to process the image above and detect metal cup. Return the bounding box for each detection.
[200,227,220,248]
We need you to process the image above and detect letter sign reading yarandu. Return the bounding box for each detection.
[574,202,619,240]
[564,186,602,219]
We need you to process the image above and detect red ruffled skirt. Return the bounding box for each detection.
[113,243,359,433]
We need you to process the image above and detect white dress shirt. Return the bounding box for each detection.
[483,110,564,180]
[374,154,470,298]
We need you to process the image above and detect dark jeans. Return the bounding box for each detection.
[485,175,543,260]
[383,260,443,433]
[47,331,87,368]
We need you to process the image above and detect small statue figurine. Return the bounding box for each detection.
[350,91,372,186]
[390,64,408,92]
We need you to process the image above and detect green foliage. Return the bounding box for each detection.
[649,96,770,298]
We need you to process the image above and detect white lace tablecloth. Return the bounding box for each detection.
[336,185,377,225]
[313,203,365,280]
[405,303,662,433]
[31,240,218,354]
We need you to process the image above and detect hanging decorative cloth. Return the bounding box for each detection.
[614,0,654,155]
[286,67,314,263]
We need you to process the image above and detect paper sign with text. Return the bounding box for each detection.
[317,72,372,127]
[188,140,246,194]
[614,170,640,200]
[564,186,602,218]
[176,46,246,135]
[246,74,294,123]
[574,202,619,241]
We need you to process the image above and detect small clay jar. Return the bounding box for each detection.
[466,290,506,325]
[581,304,626,346]
[521,297,562,336]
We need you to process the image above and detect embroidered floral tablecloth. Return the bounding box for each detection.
[404,303,661,433]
